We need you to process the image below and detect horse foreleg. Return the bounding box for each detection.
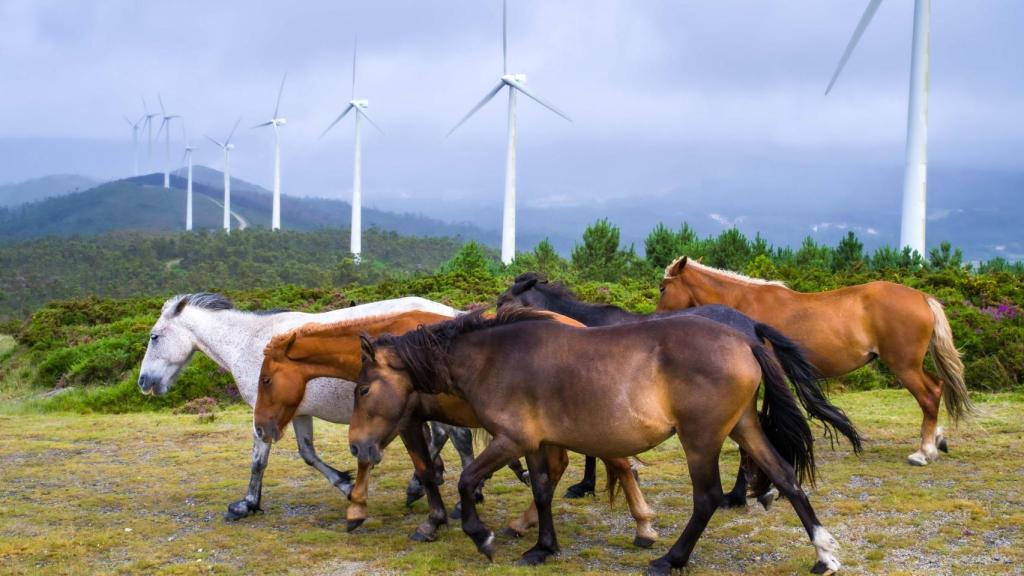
[400,422,449,543]
[602,456,659,548]
[517,449,560,565]
[225,434,271,521]
[407,423,446,507]
[346,460,372,532]
[459,435,522,562]
[292,415,353,496]
[445,425,485,519]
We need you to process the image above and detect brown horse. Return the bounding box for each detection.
[658,256,971,466]
[351,307,857,574]
[253,309,659,547]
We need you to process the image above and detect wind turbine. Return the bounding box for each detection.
[447,0,571,264]
[253,74,288,230]
[156,94,180,189]
[142,97,159,172]
[207,119,241,233]
[825,0,930,255]
[322,39,384,264]
[124,115,143,176]
[181,123,196,231]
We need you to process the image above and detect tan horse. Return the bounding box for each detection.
[253,309,659,547]
[658,256,971,466]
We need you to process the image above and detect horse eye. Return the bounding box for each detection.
[358,386,370,397]
[659,285,666,294]
[150,334,160,342]
[261,377,271,386]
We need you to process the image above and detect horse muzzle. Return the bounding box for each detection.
[350,442,382,466]
[254,422,281,445]
[137,373,165,396]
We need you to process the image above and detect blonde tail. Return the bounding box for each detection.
[927,297,973,423]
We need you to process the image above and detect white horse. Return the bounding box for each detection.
[138,292,476,526]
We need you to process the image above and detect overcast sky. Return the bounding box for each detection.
[1,0,1021,220]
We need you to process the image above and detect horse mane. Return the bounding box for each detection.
[166,292,291,317]
[663,257,787,288]
[375,305,558,395]
[511,273,624,312]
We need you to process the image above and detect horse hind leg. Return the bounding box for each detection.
[292,415,353,496]
[506,446,568,538]
[602,456,658,548]
[890,363,943,466]
[730,410,840,574]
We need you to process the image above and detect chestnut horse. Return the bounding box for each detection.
[658,256,971,466]
[253,310,660,547]
[351,307,858,574]
[497,272,862,507]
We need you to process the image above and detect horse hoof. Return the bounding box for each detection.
[223,500,259,521]
[721,493,747,509]
[907,452,930,466]
[810,560,838,575]
[476,532,496,561]
[633,535,656,549]
[646,561,675,576]
[758,488,778,511]
[409,529,436,543]
[345,519,365,533]
[937,436,949,453]
[450,502,463,520]
[501,527,524,539]
[516,548,554,566]
[563,483,595,499]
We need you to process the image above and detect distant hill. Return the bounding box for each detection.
[0,174,99,207]
[0,168,494,244]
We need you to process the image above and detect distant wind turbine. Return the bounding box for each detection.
[155,94,180,189]
[447,0,571,264]
[825,0,930,255]
[142,97,159,172]
[181,123,196,231]
[124,115,143,176]
[322,39,384,264]
[253,74,288,230]
[207,118,241,233]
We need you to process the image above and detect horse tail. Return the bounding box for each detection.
[605,462,619,506]
[472,428,493,452]
[751,343,817,488]
[755,323,863,454]
[927,297,973,423]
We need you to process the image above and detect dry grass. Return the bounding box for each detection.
[1,389,1022,575]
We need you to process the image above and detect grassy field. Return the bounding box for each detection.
[1,389,1022,575]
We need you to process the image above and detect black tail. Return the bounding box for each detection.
[754,323,863,454]
[750,344,817,492]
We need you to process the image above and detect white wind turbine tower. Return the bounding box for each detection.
[253,74,288,230]
[207,119,241,233]
[156,95,180,189]
[826,0,930,255]
[322,39,384,263]
[123,115,143,176]
[142,97,159,173]
[181,123,196,231]
[448,0,571,264]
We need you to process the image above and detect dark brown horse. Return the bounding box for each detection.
[658,256,971,466]
[253,309,659,546]
[497,272,862,507]
[352,307,858,574]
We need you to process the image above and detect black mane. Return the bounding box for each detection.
[170,292,290,316]
[510,273,640,324]
[375,305,557,394]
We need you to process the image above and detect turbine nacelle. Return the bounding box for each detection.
[351,99,369,110]
[501,73,526,84]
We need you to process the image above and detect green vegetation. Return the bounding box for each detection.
[0,390,1021,574]
[0,221,1020,415]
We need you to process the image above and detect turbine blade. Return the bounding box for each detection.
[124,115,134,127]
[226,117,242,145]
[206,135,225,148]
[352,37,358,99]
[274,73,287,118]
[158,93,166,117]
[141,96,149,115]
[503,0,508,74]
[825,0,885,95]
[447,82,505,137]
[357,108,385,135]
[156,118,167,139]
[320,103,355,138]
[252,121,275,128]
[504,78,571,122]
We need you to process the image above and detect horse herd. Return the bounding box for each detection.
[137,256,971,574]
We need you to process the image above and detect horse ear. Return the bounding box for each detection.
[173,296,190,316]
[359,333,377,366]
[667,256,688,277]
[511,275,539,295]
[280,332,298,360]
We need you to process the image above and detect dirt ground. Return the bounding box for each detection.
[1,389,1022,575]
